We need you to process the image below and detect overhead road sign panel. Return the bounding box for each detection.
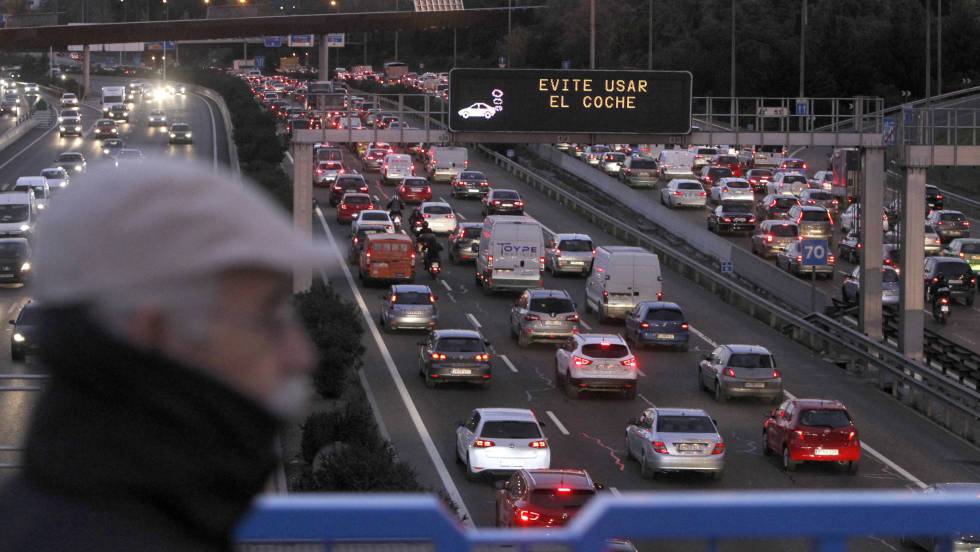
[449,68,692,134]
[326,33,345,47]
[288,34,314,47]
[264,36,284,48]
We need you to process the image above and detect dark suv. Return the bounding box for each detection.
[0,238,31,284]
[924,257,976,306]
[10,300,40,361]
[417,329,492,388]
[329,174,369,206]
[756,193,801,221]
[495,469,598,528]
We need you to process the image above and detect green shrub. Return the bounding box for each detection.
[312,442,426,492]
[300,401,383,463]
[294,279,365,399]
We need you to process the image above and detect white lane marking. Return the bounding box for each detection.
[0,123,57,172]
[688,325,717,348]
[579,319,593,331]
[456,212,467,220]
[545,411,570,435]
[194,93,218,170]
[638,393,656,407]
[465,313,482,329]
[285,151,294,164]
[315,206,473,526]
[500,354,519,373]
[523,211,556,236]
[782,390,927,489]
[609,487,622,497]
[440,279,452,292]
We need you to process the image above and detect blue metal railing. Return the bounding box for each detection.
[236,491,980,551]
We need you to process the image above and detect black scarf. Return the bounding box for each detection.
[22,306,281,548]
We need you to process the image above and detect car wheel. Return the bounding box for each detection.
[455,443,464,464]
[623,386,637,400]
[782,447,798,472]
[517,330,530,348]
[424,369,436,388]
[584,298,593,314]
[465,454,480,481]
[640,452,655,479]
[846,461,859,475]
[714,381,728,403]
[698,368,707,391]
[554,362,564,386]
[710,470,723,481]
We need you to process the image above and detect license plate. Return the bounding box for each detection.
[411,187,423,192]
[545,320,562,326]
[676,443,701,452]
[734,218,746,222]
[502,203,513,207]
[744,382,766,388]
[814,449,839,456]
[656,333,674,340]
[941,305,950,312]
[596,364,615,372]
[450,368,472,375]
[374,262,388,268]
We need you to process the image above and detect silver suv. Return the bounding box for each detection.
[788,205,833,241]
[545,233,594,276]
[379,284,438,332]
[554,334,638,399]
[509,289,579,347]
[698,344,783,403]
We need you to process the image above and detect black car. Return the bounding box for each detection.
[451,171,490,199]
[448,223,482,263]
[698,166,734,189]
[418,329,492,388]
[0,238,31,284]
[482,189,524,216]
[10,299,40,361]
[756,194,802,221]
[707,201,756,235]
[926,184,944,211]
[924,257,976,306]
[329,174,369,206]
[107,104,129,123]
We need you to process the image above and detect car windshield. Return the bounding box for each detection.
[171,124,189,131]
[337,177,365,187]
[749,170,773,178]
[882,270,900,283]
[462,227,481,239]
[493,191,520,200]
[558,239,592,252]
[799,409,851,428]
[435,337,484,352]
[0,205,29,223]
[394,291,430,305]
[678,182,702,190]
[460,172,485,180]
[424,205,452,215]
[529,488,595,509]
[630,160,657,169]
[722,203,753,214]
[480,421,541,439]
[361,213,388,221]
[935,262,971,278]
[940,212,965,221]
[16,306,40,325]
[58,154,82,163]
[801,210,829,222]
[645,309,684,321]
[604,153,625,162]
[0,242,26,257]
[582,343,629,358]
[697,148,718,155]
[656,415,715,433]
[40,169,62,179]
[529,297,574,313]
[961,243,980,254]
[728,353,774,368]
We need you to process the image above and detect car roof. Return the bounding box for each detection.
[716,177,749,184]
[341,193,370,200]
[651,407,711,418]
[434,328,483,339]
[391,284,432,294]
[759,220,797,227]
[577,333,627,345]
[524,469,593,490]
[457,222,482,229]
[364,232,411,243]
[475,407,537,422]
[526,288,572,299]
[791,398,847,410]
[420,201,451,208]
[798,205,827,212]
[0,192,32,204]
[489,189,519,195]
[721,344,772,354]
[636,301,683,311]
[932,209,963,216]
[553,233,591,241]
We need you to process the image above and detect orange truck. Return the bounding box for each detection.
[359,233,416,284]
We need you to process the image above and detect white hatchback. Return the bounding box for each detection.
[711,177,754,204]
[554,334,638,399]
[455,408,550,480]
[351,210,395,234]
[418,201,457,235]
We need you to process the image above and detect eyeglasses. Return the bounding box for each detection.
[212,302,305,342]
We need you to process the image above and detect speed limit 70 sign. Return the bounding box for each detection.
[801,239,829,266]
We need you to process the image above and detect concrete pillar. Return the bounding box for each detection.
[319,35,329,81]
[82,45,91,100]
[859,147,884,341]
[292,142,314,293]
[899,166,927,361]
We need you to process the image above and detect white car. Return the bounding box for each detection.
[455,408,550,481]
[416,201,457,235]
[40,167,69,191]
[457,102,498,119]
[554,334,638,399]
[60,93,78,107]
[840,203,888,233]
[766,173,808,196]
[23,83,39,94]
[711,177,754,204]
[351,210,395,235]
[661,179,707,209]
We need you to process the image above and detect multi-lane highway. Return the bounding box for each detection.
[0,75,230,475]
[293,140,980,547]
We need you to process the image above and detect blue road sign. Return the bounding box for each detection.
[720,260,733,274]
[795,99,808,116]
[254,55,265,69]
[801,239,829,266]
[883,117,897,146]
[288,35,315,47]
[264,36,283,48]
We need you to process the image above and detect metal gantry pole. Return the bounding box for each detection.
[859,148,885,341]
[589,0,596,69]
[291,142,314,293]
[648,0,654,70]
[925,0,932,100]
[799,0,806,98]
[507,0,513,66]
[731,0,736,123]
[899,166,927,361]
[937,0,943,96]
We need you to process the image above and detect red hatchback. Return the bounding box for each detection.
[495,469,597,528]
[713,155,743,178]
[763,398,860,474]
[397,177,432,203]
[336,193,375,224]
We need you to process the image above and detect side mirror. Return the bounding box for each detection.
[604,274,611,280]
[8,319,13,325]
[712,418,719,427]
[484,340,492,347]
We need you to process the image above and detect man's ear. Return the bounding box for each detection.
[125,308,172,350]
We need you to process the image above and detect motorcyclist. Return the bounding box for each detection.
[417,224,437,254]
[423,238,443,270]
[386,196,404,218]
[408,209,424,233]
[927,274,950,303]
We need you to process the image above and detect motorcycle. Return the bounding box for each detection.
[932,287,952,325]
[426,258,442,279]
[391,212,402,231]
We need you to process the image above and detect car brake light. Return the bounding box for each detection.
[673,191,684,196]
[565,314,580,322]
[431,353,447,360]
[517,509,540,522]
[423,214,430,218]
[446,214,455,219]
[529,440,548,449]
[515,201,524,206]
[724,367,736,377]
[538,256,545,266]
[639,321,650,329]
[965,221,972,227]
[602,290,609,303]
[493,200,501,205]
[656,291,663,301]
[651,441,669,454]
[723,217,732,223]
[572,355,593,366]
[621,357,637,368]
[710,442,725,455]
[796,255,803,263]
[765,234,774,242]
[487,255,493,267]
[524,314,540,321]
[773,369,782,378]
[474,353,490,361]
[699,191,707,197]
[340,204,349,210]
[474,439,495,448]
[794,430,805,441]
[680,323,689,330]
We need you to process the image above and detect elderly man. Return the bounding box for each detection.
[0,159,328,551]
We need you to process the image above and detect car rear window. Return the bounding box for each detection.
[394,291,430,305]
[708,168,733,177]
[436,337,484,352]
[629,160,657,169]
[337,177,365,187]
[725,180,750,189]
[557,239,592,252]
[807,192,832,200]
[604,153,626,161]
[961,243,980,254]
[784,160,806,168]
[940,212,965,221]
[529,297,574,313]
[697,148,718,155]
[783,175,806,183]
[801,210,830,222]
[460,172,484,180]
[715,156,738,164]
[480,421,540,439]
[728,353,774,368]
[529,488,595,509]
[645,309,684,322]
[774,198,799,208]
[722,203,753,214]
[493,191,520,200]
[798,409,852,428]
[656,415,715,433]
[345,196,370,204]
[320,162,342,170]
[424,205,452,215]
[678,182,702,190]
[462,227,481,239]
[882,270,900,283]
[361,212,388,221]
[935,262,971,278]
[748,169,773,177]
[582,343,630,358]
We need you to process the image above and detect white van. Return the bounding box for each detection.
[426,146,468,183]
[585,246,662,321]
[381,153,414,185]
[0,192,37,238]
[14,177,50,212]
[476,215,544,292]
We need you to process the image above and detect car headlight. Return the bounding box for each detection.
[59,182,67,188]
[36,204,44,210]
[20,262,30,271]
[112,129,117,133]
[57,116,64,122]
[59,126,65,131]
[169,133,176,138]
[19,224,30,232]
[122,112,128,116]
[75,164,83,171]
[12,332,25,343]
[103,148,109,154]
[186,132,191,138]
[75,126,81,131]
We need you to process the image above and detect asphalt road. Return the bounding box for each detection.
[295,142,980,549]
[0,74,229,476]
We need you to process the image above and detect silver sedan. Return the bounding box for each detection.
[660,179,707,209]
[379,284,438,331]
[626,407,725,479]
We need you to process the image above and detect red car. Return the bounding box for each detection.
[495,469,598,528]
[763,398,860,474]
[336,193,375,224]
[397,177,432,203]
[329,174,370,206]
[713,155,743,178]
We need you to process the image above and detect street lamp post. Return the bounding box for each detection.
[589,0,595,69]
[647,0,653,70]
[799,0,806,98]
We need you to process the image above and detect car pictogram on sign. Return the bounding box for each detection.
[457,102,501,119]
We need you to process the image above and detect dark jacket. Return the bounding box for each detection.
[0,307,281,552]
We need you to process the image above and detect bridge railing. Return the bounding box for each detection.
[234,491,980,552]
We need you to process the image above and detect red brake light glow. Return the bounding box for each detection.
[710,442,726,455]
[556,486,571,493]
[474,439,494,448]
[652,441,669,454]
[529,440,548,449]
[572,355,593,366]
[518,510,540,522]
[724,367,736,377]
